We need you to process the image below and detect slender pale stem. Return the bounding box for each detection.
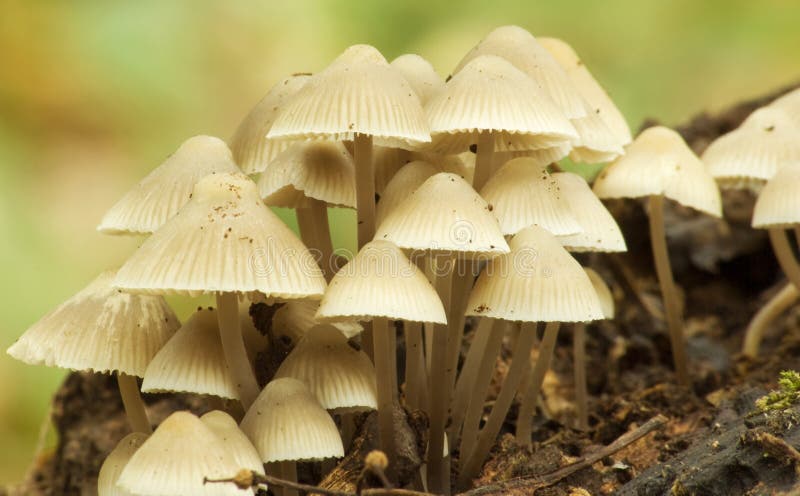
[573,323,589,431]
[458,319,505,461]
[769,228,800,289]
[743,282,799,358]
[472,132,495,191]
[445,260,475,411]
[354,133,375,249]
[388,322,398,401]
[309,198,336,280]
[280,460,299,496]
[648,195,689,386]
[117,373,152,434]
[404,321,425,409]
[450,317,492,445]
[458,322,537,488]
[216,293,260,409]
[372,317,398,466]
[296,206,317,248]
[426,254,454,494]
[516,322,560,445]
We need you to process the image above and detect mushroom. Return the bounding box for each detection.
[375,172,508,491]
[746,163,800,356]
[458,226,603,484]
[241,378,344,496]
[6,270,178,433]
[200,410,265,477]
[258,140,356,279]
[376,160,440,226]
[97,135,241,235]
[229,74,310,174]
[114,172,327,408]
[267,44,430,248]
[769,87,800,126]
[272,299,362,345]
[425,54,577,190]
[98,432,148,496]
[391,54,445,107]
[315,239,446,466]
[117,411,252,495]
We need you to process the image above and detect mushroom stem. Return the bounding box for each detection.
[216,292,260,409]
[458,322,537,488]
[516,322,560,446]
[648,194,689,386]
[354,133,375,249]
[296,200,336,281]
[426,254,455,494]
[296,206,317,250]
[388,322,398,400]
[472,132,495,190]
[280,460,299,496]
[446,261,475,405]
[457,319,505,461]
[449,317,492,445]
[404,321,425,409]
[769,228,800,289]
[372,317,398,466]
[116,373,152,434]
[743,282,799,358]
[573,322,589,431]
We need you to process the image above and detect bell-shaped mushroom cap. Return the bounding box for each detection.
[593,126,722,217]
[425,55,577,154]
[441,152,476,184]
[568,115,626,164]
[257,141,356,209]
[538,37,632,148]
[584,268,614,319]
[117,411,252,496]
[466,225,604,323]
[7,271,179,376]
[770,88,800,126]
[376,160,440,225]
[479,158,582,236]
[702,107,800,191]
[454,26,588,119]
[114,172,326,298]
[230,75,311,174]
[375,172,510,258]
[267,45,430,149]
[553,172,626,252]
[495,144,572,168]
[390,54,444,106]
[142,308,239,399]
[273,299,362,343]
[98,136,241,235]
[275,325,377,412]
[241,378,344,463]
[752,163,800,229]
[98,432,148,496]
[200,410,265,476]
[316,240,447,324]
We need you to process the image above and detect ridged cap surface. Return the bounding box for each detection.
[7,270,178,376]
[275,325,377,412]
[98,432,148,496]
[114,172,327,298]
[391,54,444,106]
[466,225,604,322]
[273,299,362,343]
[769,88,800,126]
[98,136,241,235]
[201,410,265,475]
[376,160,439,225]
[752,163,800,228]
[554,172,626,252]
[267,44,430,148]
[584,268,615,319]
[241,378,344,462]
[316,240,447,323]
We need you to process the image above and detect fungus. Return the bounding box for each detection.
[769,87,800,126]
[390,54,444,106]
[200,410,265,477]
[375,160,440,226]
[98,432,148,496]
[272,299,362,344]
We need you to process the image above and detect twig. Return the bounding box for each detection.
[456,414,668,496]
[204,471,435,496]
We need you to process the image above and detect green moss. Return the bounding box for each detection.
[756,371,800,413]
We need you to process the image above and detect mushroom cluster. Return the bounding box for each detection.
[13,24,753,495]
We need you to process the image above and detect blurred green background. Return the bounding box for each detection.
[1,0,798,485]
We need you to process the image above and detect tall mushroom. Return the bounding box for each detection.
[267,44,430,249]
[115,172,326,408]
[315,239,446,467]
[594,126,722,385]
[6,270,178,434]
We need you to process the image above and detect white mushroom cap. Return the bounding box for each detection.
[200,410,264,476]
[391,54,444,106]
[376,160,440,225]
[241,378,344,463]
[752,163,800,229]
[7,270,178,377]
[466,225,604,323]
[117,411,252,495]
[275,325,377,412]
[769,88,800,127]
[98,136,241,235]
[584,268,615,319]
[230,74,311,174]
[316,240,447,324]
[273,299,363,344]
[114,172,327,298]
[267,44,430,149]
[98,432,148,496]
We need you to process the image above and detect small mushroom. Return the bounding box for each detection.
[200,410,264,477]
[272,299,362,345]
[98,432,148,496]
[769,87,800,126]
